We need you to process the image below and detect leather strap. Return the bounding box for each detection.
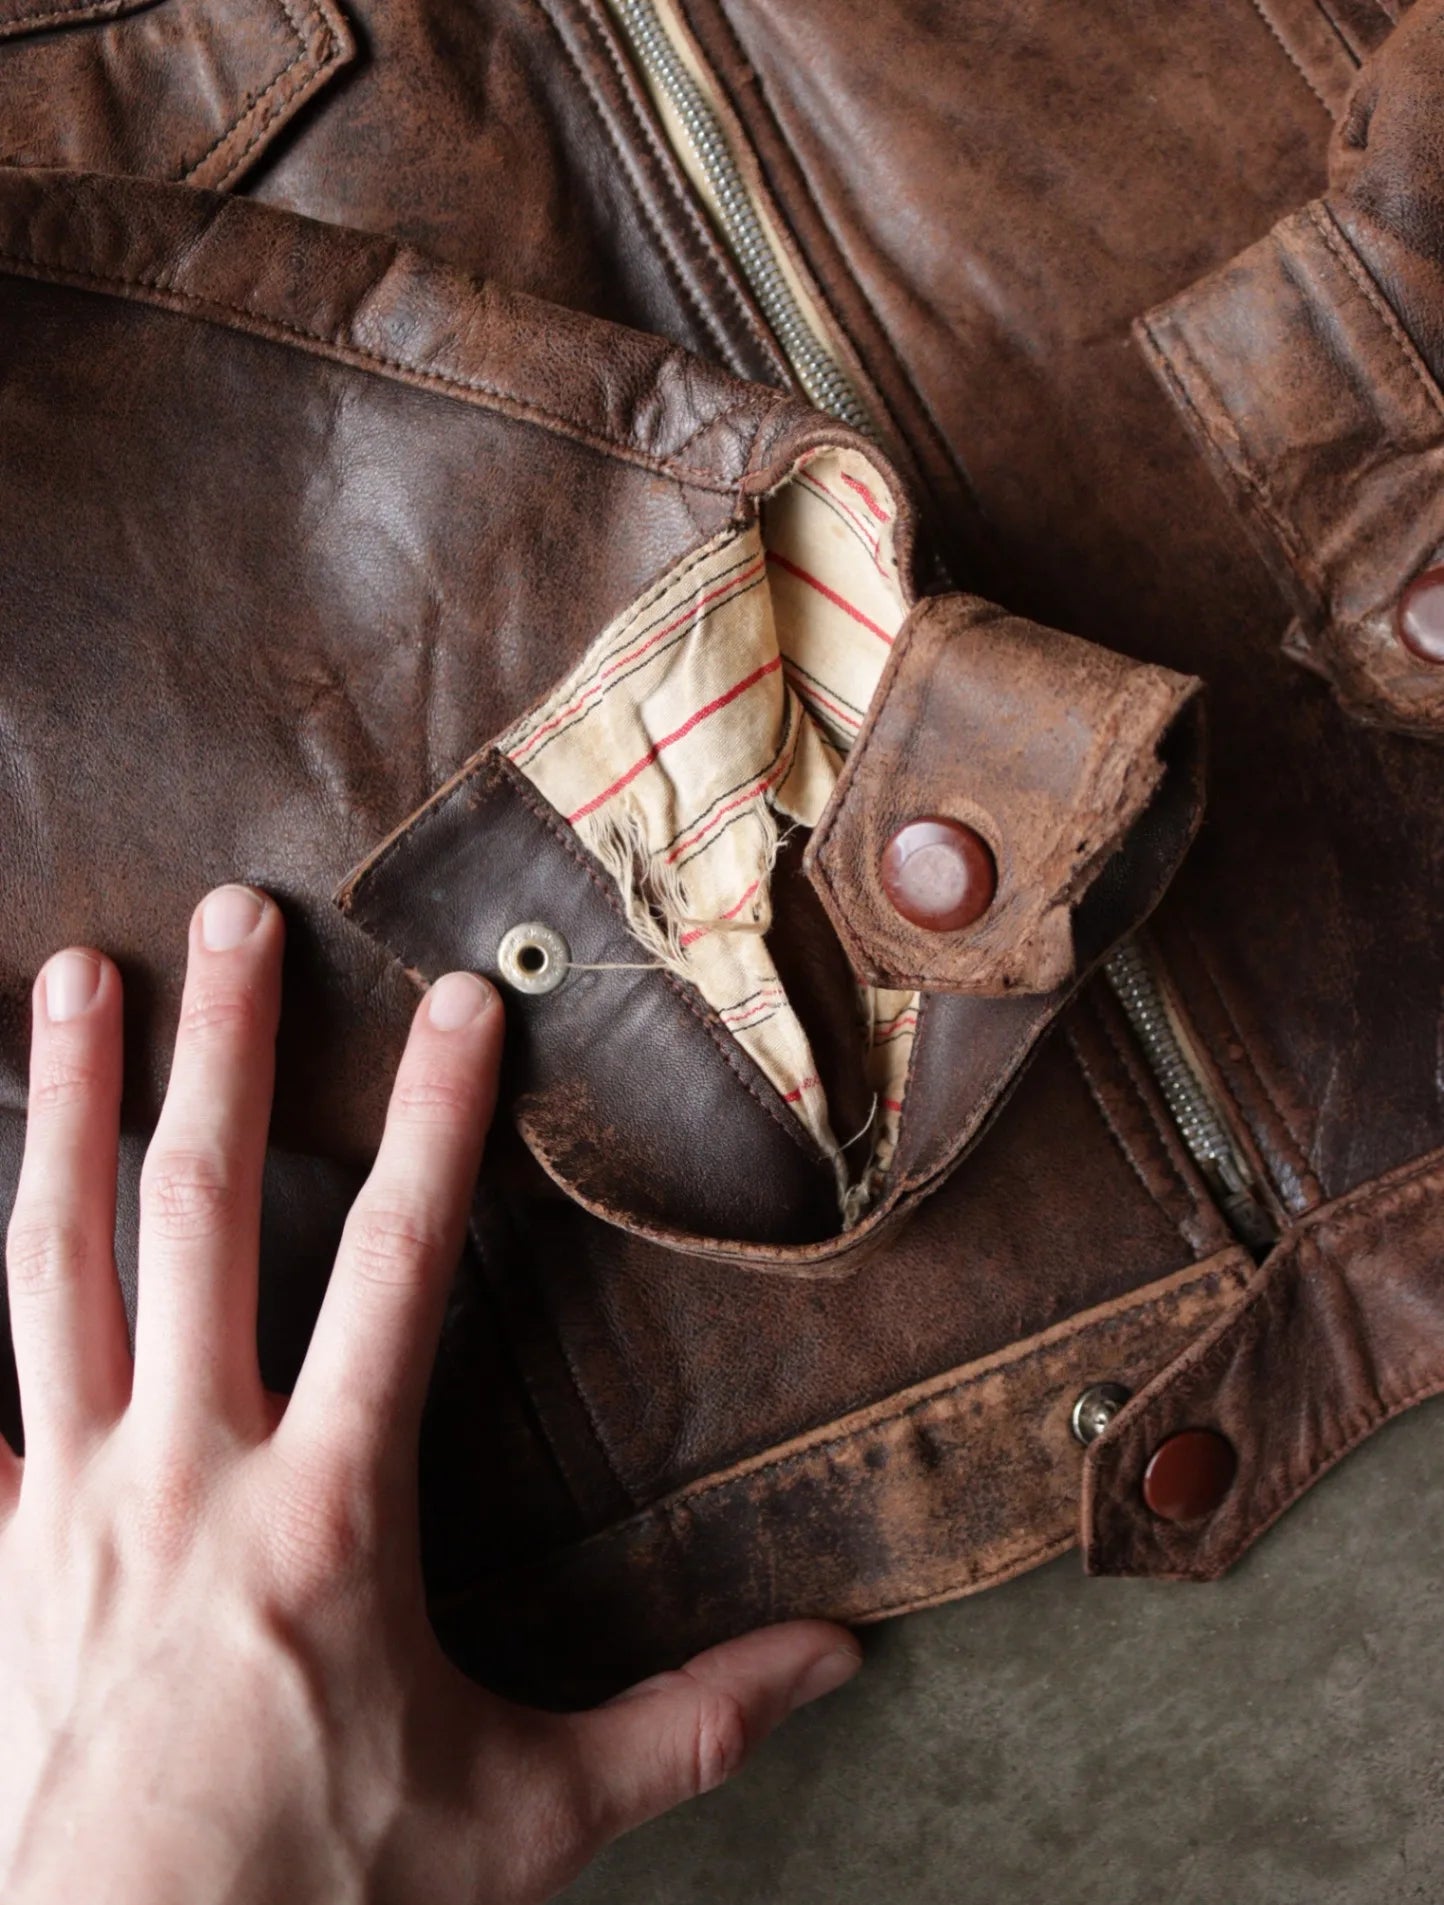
[1083,1143,1444,1578]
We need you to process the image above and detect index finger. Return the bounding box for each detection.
[279,972,502,1475]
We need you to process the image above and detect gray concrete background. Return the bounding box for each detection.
[564,1397,1444,1905]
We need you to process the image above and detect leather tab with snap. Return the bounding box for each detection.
[803,593,1205,996]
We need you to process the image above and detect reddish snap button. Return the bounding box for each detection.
[1397,567,1444,664]
[1142,1429,1237,1523]
[879,817,996,932]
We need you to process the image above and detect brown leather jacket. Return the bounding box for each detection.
[2,0,1441,1701]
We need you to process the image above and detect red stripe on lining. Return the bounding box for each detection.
[797,469,882,560]
[767,553,893,645]
[722,984,786,1023]
[567,656,782,824]
[881,1096,904,1113]
[664,742,796,865]
[723,999,784,1032]
[783,663,861,731]
[782,1074,822,1104]
[681,878,764,949]
[839,471,891,522]
[513,555,767,763]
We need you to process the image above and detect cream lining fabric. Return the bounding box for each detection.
[499,447,914,1218]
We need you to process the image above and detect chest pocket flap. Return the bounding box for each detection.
[0,0,352,191]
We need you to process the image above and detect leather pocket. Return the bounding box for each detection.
[0,0,353,189]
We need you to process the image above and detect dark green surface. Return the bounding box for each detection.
[564,1397,1444,1904]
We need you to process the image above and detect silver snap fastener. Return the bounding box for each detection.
[497,922,570,996]
[1070,1381,1132,1447]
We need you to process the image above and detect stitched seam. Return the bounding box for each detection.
[689,0,966,501]
[537,1275,637,1514]
[1106,1150,1444,1467]
[0,248,741,493]
[532,0,749,374]
[1141,316,1323,596]
[433,1260,1245,1611]
[1179,922,1319,1196]
[1309,0,1367,64]
[671,1261,1234,1511]
[1238,1369,1444,1538]
[496,759,824,1155]
[1246,0,1334,113]
[1064,1014,1196,1241]
[568,0,787,379]
[855,1532,1074,1622]
[176,0,314,184]
[0,0,134,26]
[356,744,822,1157]
[658,386,779,472]
[1090,996,1203,1215]
[1308,199,1444,421]
[210,18,343,193]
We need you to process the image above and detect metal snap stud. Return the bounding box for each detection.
[1070,1381,1132,1447]
[497,922,570,996]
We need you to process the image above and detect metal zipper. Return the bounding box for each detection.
[607,0,1279,1253]
[608,0,872,430]
[1105,938,1277,1252]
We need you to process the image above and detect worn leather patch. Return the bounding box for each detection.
[433,1248,1253,1701]
[1141,201,1444,738]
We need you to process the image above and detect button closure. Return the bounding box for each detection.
[1070,1381,1132,1447]
[1142,1428,1237,1522]
[497,921,570,995]
[879,817,996,932]
[1397,567,1444,665]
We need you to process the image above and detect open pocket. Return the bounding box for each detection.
[342,441,1204,1270]
[0,0,353,189]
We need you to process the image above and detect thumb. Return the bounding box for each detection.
[567,1621,861,1840]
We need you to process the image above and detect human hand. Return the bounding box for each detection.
[0,885,861,1905]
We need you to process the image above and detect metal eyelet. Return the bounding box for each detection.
[497,922,571,996]
[1070,1381,1132,1447]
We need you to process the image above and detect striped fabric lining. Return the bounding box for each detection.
[500,447,915,1216]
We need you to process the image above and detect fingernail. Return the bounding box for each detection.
[200,885,266,952]
[788,1644,863,1713]
[43,949,102,1023]
[427,971,494,1031]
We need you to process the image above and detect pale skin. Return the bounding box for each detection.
[0,884,861,1905]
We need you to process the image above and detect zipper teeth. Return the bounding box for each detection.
[1104,939,1251,1191]
[609,0,874,433]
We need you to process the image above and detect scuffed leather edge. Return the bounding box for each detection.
[804,594,1204,995]
[1082,1142,1444,1579]
[431,1247,1253,1698]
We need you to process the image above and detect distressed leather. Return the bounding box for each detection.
[0,0,354,187]
[805,594,1203,997]
[0,0,1442,1696]
[1140,0,1444,737]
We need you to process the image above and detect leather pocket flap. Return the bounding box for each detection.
[1,0,153,43]
[0,0,354,189]
[804,594,1205,996]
